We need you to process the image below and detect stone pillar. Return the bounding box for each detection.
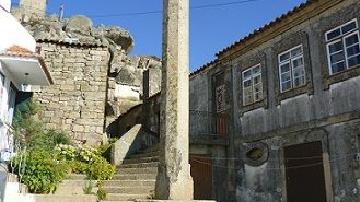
[155,0,193,200]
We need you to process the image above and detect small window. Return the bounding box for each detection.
[326,19,360,75]
[278,45,305,92]
[242,64,263,106]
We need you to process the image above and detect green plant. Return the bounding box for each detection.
[148,190,155,199]
[69,161,88,174]
[96,181,107,201]
[87,156,115,180]
[12,98,71,151]
[12,149,68,193]
[83,180,95,194]
[96,142,113,162]
[55,144,115,180]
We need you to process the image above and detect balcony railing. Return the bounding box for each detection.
[189,110,229,137]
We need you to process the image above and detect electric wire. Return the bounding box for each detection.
[13,0,261,18]
[52,0,263,18]
[190,153,358,170]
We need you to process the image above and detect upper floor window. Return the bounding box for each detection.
[278,45,305,92]
[242,64,263,106]
[326,18,360,75]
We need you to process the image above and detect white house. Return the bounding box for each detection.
[0,1,52,201]
[0,0,52,160]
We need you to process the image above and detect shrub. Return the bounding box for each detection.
[69,161,88,175]
[12,149,68,193]
[12,98,71,151]
[87,156,115,180]
[55,144,115,180]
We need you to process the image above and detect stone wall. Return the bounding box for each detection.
[34,42,110,145]
[8,12,163,145]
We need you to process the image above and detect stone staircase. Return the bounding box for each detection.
[101,145,159,202]
[35,174,97,202]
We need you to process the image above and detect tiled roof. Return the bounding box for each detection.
[0,46,54,84]
[215,0,314,57]
[36,38,108,48]
[3,45,37,58]
[189,59,218,77]
[190,0,315,76]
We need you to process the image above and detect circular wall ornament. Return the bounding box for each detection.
[243,142,269,167]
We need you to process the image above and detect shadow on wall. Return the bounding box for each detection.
[106,95,160,166]
[106,103,144,138]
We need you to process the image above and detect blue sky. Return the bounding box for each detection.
[12,0,306,71]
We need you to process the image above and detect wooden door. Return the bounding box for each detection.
[284,141,327,202]
[190,155,212,200]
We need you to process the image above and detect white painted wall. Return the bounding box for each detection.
[0,6,36,52]
[0,0,11,12]
[0,61,17,159]
[115,84,140,100]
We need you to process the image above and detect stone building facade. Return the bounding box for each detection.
[110,0,360,201]
[187,0,360,201]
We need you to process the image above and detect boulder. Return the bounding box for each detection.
[65,15,93,36]
[94,25,134,52]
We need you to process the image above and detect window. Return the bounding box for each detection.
[0,72,4,108]
[326,18,360,75]
[242,64,263,106]
[278,45,305,92]
[7,83,16,124]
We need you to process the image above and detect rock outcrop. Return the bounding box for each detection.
[10,9,162,144]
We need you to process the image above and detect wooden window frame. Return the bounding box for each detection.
[242,64,263,106]
[278,45,306,93]
[326,18,360,75]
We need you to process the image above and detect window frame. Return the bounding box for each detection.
[242,63,263,106]
[278,45,306,93]
[326,18,360,75]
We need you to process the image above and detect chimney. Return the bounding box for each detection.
[19,0,47,17]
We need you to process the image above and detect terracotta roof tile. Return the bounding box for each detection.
[0,46,54,85]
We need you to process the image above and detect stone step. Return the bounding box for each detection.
[56,180,97,195]
[118,162,159,168]
[118,167,158,175]
[106,193,149,201]
[35,194,97,202]
[123,156,159,164]
[141,144,159,153]
[112,174,157,181]
[67,174,87,180]
[104,186,153,194]
[104,180,155,187]
[128,151,159,159]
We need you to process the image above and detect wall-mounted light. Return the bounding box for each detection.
[21,73,30,92]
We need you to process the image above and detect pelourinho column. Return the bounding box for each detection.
[155,0,194,200]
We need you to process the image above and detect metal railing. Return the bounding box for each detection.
[189,110,229,137]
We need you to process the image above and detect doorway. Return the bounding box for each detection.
[190,155,212,200]
[284,141,327,202]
